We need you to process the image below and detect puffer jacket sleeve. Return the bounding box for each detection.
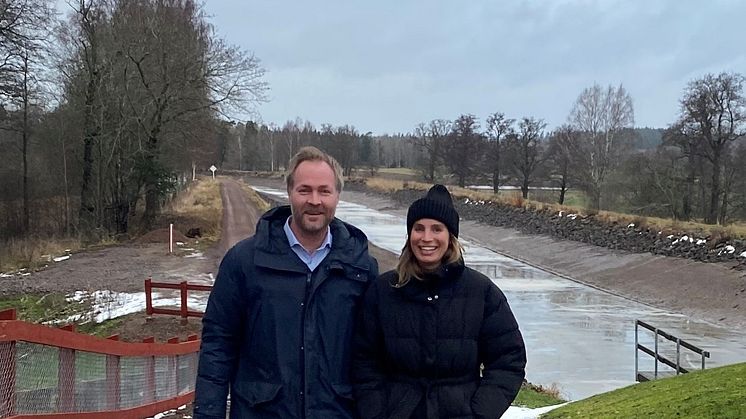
[193,247,246,419]
[471,281,527,419]
[352,278,387,419]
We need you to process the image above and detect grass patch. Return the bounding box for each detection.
[76,316,127,337]
[514,382,565,408]
[0,293,92,324]
[543,362,746,418]
[240,180,271,213]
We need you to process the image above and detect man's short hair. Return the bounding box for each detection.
[286,146,345,192]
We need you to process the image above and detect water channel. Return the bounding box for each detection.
[251,186,746,400]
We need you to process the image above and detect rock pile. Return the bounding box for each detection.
[386,188,746,268]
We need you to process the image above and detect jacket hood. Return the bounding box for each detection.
[254,205,372,268]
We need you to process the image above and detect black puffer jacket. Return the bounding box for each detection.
[352,261,526,419]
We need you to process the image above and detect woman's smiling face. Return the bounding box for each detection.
[409,218,450,271]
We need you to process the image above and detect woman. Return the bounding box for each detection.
[352,184,526,419]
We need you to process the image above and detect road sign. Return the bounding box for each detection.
[210,165,217,179]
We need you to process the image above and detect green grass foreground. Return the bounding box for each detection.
[515,383,565,408]
[542,362,746,418]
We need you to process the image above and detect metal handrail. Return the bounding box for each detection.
[634,319,710,381]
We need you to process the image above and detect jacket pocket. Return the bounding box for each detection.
[331,382,354,400]
[232,381,282,407]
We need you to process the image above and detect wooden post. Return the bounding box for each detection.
[145,277,153,317]
[0,328,16,418]
[106,335,120,410]
[0,308,18,418]
[168,338,179,397]
[58,348,76,412]
[676,338,681,375]
[143,337,156,404]
[180,282,188,324]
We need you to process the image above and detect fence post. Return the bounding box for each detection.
[676,338,681,375]
[168,338,179,398]
[180,282,188,323]
[58,349,76,411]
[106,335,120,410]
[145,277,153,316]
[143,337,156,404]
[653,328,659,379]
[634,321,639,381]
[0,309,17,418]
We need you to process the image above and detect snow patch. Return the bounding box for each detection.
[719,245,736,256]
[567,214,578,220]
[627,223,635,228]
[739,251,746,258]
[503,403,567,418]
[53,255,70,262]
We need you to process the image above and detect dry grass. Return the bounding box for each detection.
[239,180,271,213]
[365,179,746,239]
[0,236,83,273]
[163,177,223,243]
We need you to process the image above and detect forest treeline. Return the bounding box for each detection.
[229,78,746,225]
[1,0,266,240]
[1,1,745,245]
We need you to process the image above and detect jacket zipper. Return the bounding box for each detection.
[300,271,312,418]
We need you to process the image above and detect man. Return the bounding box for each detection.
[194,146,378,419]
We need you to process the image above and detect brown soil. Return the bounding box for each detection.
[137,228,190,244]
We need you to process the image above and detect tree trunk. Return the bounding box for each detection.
[682,155,695,220]
[706,147,721,224]
[521,178,529,199]
[492,169,499,195]
[21,57,29,233]
[558,172,567,205]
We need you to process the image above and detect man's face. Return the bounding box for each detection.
[288,160,340,237]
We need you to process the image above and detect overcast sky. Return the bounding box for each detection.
[189,1,745,134]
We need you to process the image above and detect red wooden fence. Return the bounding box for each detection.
[0,308,201,419]
[144,278,212,320]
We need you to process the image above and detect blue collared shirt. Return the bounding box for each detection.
[283,217,333,272]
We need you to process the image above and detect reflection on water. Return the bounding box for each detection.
[251,187,746,400]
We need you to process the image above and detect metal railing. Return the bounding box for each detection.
[635,319,710,382]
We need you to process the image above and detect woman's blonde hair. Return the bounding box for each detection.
[394,234,464,287]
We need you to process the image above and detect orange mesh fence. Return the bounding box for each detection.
[0,309,199,418]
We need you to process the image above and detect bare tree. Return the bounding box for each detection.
[545,125,575,205]
[676,72,746,224]
[568,83,635,210]
[504,117,546,199]
[444,114,482,187]
[485,112,514,194]
[412,119,450,181]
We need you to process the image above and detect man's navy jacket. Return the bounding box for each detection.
[194,205,378,418]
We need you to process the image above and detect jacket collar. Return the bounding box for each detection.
[396,259,465,301]
[253,205,372,272]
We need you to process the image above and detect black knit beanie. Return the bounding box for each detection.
[406,184,459,237]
